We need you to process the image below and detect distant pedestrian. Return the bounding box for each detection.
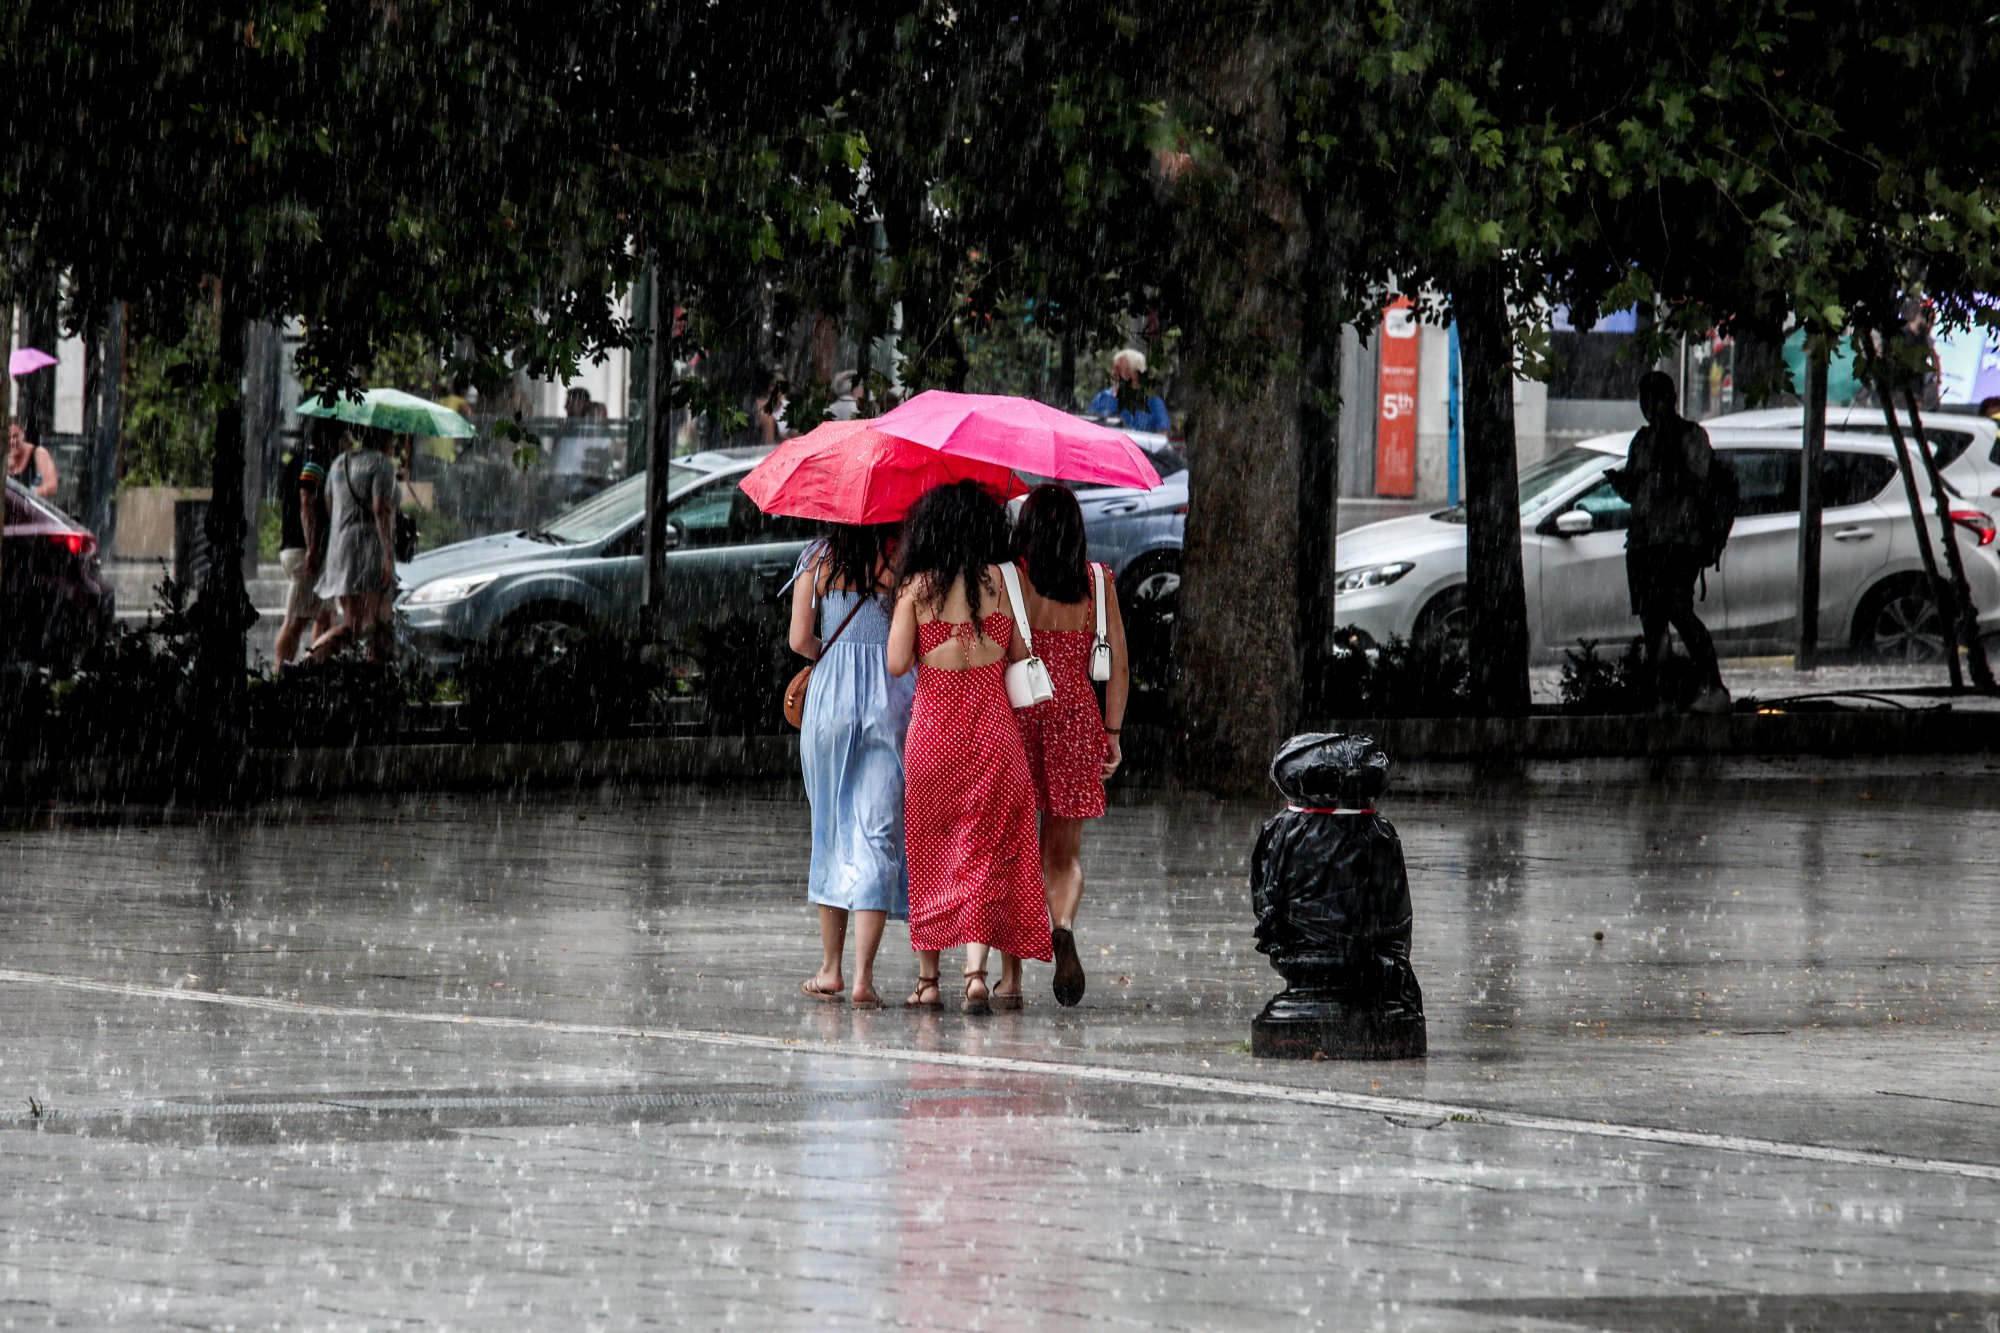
[993,485,1128,1009]
[887,481,1051,1015]
[310,427,400,665]
[757,374,792,444]
[1088,349,1170,434]
[272,421,338,673]
[5,419,58,499]
[788,522,915,1009]
[826,370,864,421]
[1603,370,1730,714]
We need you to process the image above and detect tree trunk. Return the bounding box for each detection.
[1167,17,1309,793]
[1451,263,1531,715]
[20,282,60,448]
[1871,357,1961,688]
[186,283,256,799]
[1899,390,1994,689]
[1296,239,1342,722]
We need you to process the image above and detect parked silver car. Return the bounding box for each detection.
[1332,428,2000,662]
[397,450,812,668]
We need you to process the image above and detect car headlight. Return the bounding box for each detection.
[404,573,501,606]
[1332,561,1415,595]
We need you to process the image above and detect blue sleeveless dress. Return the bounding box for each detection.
[800,588,916,917]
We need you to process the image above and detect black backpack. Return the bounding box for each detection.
[1696,442,1739,569]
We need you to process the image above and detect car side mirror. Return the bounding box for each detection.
[661,523,682,551]
[1554,509,1595,537]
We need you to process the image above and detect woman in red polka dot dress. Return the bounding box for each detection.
[887,481,1052,1015]
[995,485,1129,1009]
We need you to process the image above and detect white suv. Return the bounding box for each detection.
[1332,428,2000,661]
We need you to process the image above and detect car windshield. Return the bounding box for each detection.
[1432,447,1611,523]
[539,464,704,544]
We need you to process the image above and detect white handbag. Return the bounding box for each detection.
[998,563,1056,709]
[1088,563,1112,683]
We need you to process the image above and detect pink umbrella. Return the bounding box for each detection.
[739,420,1026,524]
[873,390,1163,489]
[8,347,57,378]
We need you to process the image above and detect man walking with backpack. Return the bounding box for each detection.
[1604,371,1732,715]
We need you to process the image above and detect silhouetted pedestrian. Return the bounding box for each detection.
[1604,371,1730,714]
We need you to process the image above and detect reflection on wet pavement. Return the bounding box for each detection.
[2,775,1996,1326]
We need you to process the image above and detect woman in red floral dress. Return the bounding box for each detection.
[996,486,1129,1008]
[887,482,1052,1014]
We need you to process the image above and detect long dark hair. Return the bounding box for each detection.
[897,480,1011,626]
[1012,483,1089,603]
[820,522,896,595]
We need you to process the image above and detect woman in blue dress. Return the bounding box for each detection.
[788,523,915,1008]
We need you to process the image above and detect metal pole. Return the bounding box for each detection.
[1795,340,1827,670]
[84,301,124,544]
[640,261,670,618]
[1445,321,1461,508]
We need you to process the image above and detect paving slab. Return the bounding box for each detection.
[2,776,1997,1329]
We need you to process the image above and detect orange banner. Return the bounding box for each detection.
[1376,299,1419,498]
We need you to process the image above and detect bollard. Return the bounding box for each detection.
[1249,733,1426,1060]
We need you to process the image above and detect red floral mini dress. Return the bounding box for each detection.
[902,613,1053,961]
[1013,563,1110,820]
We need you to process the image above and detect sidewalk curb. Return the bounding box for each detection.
[5,711,1995,806]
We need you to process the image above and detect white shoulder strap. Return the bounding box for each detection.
[997,562,1034,655]
[1092,563,1107,638]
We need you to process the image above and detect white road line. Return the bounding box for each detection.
[6,966,1998,1184]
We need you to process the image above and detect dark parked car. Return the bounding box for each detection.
[396,450,814,668]
[3,478,114,668]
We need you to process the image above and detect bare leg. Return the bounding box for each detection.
[849,909,885,1005]
[809,905,847,996]
[994,951,1023,999]
[963,942,990,1008]
[1041,814,1086,930]
[365,590,395,663]
[308,595,367,662]
[273,617,307,673]
[906,948,942,1008]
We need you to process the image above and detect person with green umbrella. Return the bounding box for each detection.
[309,425,401,664]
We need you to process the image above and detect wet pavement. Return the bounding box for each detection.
[3,773,1998,1329]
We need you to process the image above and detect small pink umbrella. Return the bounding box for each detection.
[8,347,57,378]
[874,390,1163,489]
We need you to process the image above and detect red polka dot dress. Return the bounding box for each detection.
[1014,563,1111,820]
[903,613,1053,962]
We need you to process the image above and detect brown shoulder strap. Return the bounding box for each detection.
[819,592,871,652]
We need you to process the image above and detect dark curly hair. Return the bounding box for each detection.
[897,480,1011,629]
[1012,483,1089,604]
[818,522,897,597]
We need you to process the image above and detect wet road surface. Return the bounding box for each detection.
[3,772,1997,1328]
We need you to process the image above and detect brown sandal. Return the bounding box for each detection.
[990,980,1025,1011]
[962,969,992,1016]
[800,977,845,1004]
[904,974,942,1011]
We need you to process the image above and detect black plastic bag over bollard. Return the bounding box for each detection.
[1249,732,1426,1060]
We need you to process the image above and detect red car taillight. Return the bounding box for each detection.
[1948,510,1996,547]
[48,531,97,558]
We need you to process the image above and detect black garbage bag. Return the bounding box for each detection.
[1250,732,1423,1018]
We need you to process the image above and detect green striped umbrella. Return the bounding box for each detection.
[296,388,474,437]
